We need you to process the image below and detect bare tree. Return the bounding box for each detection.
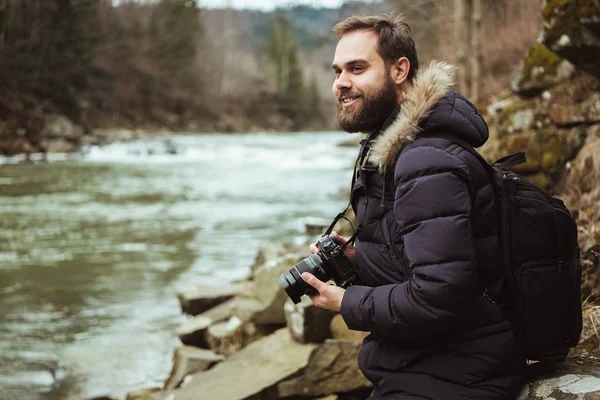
[454,0,482,101]
[470,0,482,103]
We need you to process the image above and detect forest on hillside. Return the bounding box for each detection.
[0,0,540,155]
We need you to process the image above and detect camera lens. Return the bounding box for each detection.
[277,254,329,304]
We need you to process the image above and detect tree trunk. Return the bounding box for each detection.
[470,0,481,103]
[454,0,471,94]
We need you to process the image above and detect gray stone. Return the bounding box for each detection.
[510,109,536,132]
[173,328,316,400]
[175,297,236,347]
[518,362,600,399]
[164,346,224,390]
[204,316,247,356]
[176,282,247,316]
[278,339,372,397]
[329,314,369,342]
[232,254,303,326]
[284,297,337,343]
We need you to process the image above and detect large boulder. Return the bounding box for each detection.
[173,328,316,400]
[278,339,372,398]
[541,0,600,78]
[284,297,337,344]
[176,282,248,316]
[164,346,224,390]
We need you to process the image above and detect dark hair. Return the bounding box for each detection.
[332,14,419,83]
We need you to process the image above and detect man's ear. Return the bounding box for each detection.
[390,57,410,86]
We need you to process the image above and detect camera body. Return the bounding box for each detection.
[277,234,360,304]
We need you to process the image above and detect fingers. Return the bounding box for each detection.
[309,243,319,254]
[301,272,327,293]
[332,231,348,244]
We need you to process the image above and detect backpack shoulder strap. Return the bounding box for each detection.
[424,134,527,171]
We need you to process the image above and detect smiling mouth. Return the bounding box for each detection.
[339,95,360,107]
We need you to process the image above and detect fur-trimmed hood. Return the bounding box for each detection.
[369,60,489,171]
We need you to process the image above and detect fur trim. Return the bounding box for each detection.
[369,60,456,171]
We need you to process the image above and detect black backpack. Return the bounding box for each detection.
[443,136,583,362]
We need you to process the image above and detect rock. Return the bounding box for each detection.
[284,297,337,343]
[40,114,84,140]
[552,92,600,126]
[125,387,164,400]
[566,126,600,193]
[541,0,600,78]
[176,282,248,316]
[547,78,600,126]
[329,314,369,342]
[278,339,372,397]
[175,297,236,347]
[164,346,224,390]
[232,254,304,326]
[204,316,246,356]
[518,361,600,399]
[250,242,306,279]
[511,42,575,95]
[173,328,316,400]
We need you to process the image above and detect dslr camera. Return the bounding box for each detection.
[277,234,360,304]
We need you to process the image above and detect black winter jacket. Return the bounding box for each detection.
[339,61,526,400]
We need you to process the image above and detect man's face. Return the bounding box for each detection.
[332,30,398,133]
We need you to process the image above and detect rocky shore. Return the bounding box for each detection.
[74,232,600,400]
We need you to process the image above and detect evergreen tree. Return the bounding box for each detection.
[267,12,305,123]
[148,0,203,95]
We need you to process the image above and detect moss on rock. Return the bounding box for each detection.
[542,0,600,78]
[511,42,574,95]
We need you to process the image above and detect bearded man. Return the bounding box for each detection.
[301,15,526,400]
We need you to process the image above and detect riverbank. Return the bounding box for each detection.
[98,237,600,400]
[0,102,336,157]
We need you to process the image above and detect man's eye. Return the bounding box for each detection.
[352,67,364,73]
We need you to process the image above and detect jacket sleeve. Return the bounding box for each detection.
[340,144,479,338]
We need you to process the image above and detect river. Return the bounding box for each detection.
[0,132,357,400]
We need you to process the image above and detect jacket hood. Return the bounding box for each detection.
[369,60,489,170]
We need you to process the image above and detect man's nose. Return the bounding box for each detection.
[334,72,352,91]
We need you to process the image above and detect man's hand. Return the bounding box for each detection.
[309,231,357,266]
[302,272,345,312]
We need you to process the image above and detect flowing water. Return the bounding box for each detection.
[0,132,357,400]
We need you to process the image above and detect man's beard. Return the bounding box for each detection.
[336,76,398,133]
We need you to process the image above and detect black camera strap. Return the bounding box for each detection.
[324,131,377,247]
